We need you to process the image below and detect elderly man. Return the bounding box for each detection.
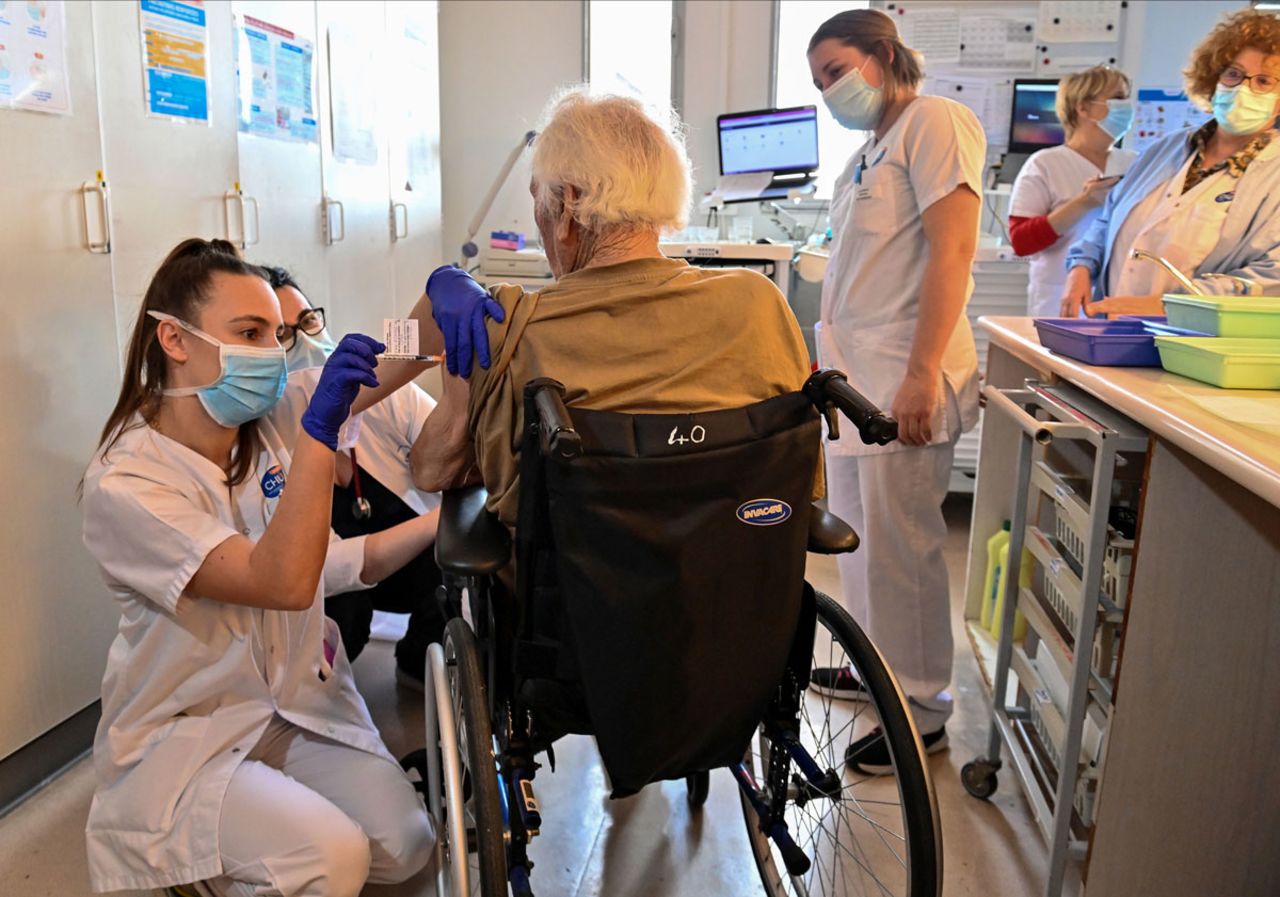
[398,89,818,522]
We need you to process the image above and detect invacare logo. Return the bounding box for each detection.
[736,498,792,526]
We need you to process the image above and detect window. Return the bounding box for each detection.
[588,0,674,109]
[774,0,871,198]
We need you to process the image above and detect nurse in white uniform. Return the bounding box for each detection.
[1008,65,1135,316]
[80,239,436,897]
[805,8,984,774]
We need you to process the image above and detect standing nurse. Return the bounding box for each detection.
[806,9,984,773]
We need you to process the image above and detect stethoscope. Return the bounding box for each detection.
[348,447,373,520]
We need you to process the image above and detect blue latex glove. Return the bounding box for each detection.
[426,265,506,378]
[301,334,383,450]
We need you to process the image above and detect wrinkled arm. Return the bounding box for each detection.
[411,368,479,492]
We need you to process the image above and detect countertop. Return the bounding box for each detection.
[980,316,1280,510]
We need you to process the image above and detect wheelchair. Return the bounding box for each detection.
[402,370,942,897]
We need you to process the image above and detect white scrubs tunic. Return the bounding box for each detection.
[819,95,984,455]
[1010,145,1136,316]
[818,95,985,730]
[80,415,391,893]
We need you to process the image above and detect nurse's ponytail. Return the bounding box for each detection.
[808,9,924,102]
[91,239,268,489]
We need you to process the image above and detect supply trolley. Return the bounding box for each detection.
[961,380,1147,897]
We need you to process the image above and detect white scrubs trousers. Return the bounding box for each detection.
[826,441,957,735]
[198,715,434,897]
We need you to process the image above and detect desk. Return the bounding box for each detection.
[967,317,1280,896]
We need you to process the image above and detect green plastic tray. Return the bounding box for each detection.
[1162,294,1280,338]
[1153,337,1280,389]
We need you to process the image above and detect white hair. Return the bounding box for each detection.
[531,88,692,234]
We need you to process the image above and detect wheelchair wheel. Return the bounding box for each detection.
[442,618,507,896]
[740,591,941,897]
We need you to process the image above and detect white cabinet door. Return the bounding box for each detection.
[0,1,122,757]
[94,0,241,345]
[231,0,329,304]
[386,0,443,315]
[315,0,394,340]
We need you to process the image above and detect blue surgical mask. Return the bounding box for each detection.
[1097,99,1135,141]
[149,310,287,428]
[822,62,884,131]
[1212,83,1278,136]
[286,328,337,373]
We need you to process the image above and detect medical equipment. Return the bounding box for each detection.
[458,130,537,267]
[715,106,819,203]
[658,240,795,299]
[377,353,443,362]
[349,447,373,520]
[963,380,1147,897]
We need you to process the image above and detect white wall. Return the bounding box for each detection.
[1124,0,1249,92]
[437,0,584,261]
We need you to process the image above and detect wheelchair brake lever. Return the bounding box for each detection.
[821,402,841,441]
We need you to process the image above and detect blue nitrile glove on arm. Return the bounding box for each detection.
[426,265,506,378]
[301,333,383,450]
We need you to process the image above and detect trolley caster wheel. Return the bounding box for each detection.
[961,760,999,800]
[686,771,710,809]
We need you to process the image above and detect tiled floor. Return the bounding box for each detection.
[1,496,1082,896]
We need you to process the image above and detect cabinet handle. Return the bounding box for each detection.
[243,194,261,246]
[223,185,260,249]
[390,201,409,241]
[80,172,112,254]
[323,197,346,245]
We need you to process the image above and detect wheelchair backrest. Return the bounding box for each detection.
[515,382,822,796]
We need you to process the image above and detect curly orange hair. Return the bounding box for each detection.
[1184,9,1280,109]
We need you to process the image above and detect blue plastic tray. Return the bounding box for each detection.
[1032,318,1162,366]
[1117,315,1213,338]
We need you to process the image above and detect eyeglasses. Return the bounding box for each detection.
[1220,65,1280,94]
[280,307,326,350]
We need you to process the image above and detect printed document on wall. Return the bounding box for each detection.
[901,10,960,66]
[140,0,210,122]
[925,76,1014,145]
[327,22,380,165]
[236,14,317,143]
[1036,1,1121,43]
[959,16,1035,72]
[0,0,71,114]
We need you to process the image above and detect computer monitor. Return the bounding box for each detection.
[717,105,819,177]
[1008,79,1065,155]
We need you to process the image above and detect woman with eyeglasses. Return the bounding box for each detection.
[1064,9,1280,317]
[263,265,444,692]
[80,240,437,897]
[1007,65,1136,317]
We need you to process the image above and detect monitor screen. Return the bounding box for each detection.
[718,106,819,176]
[1009,80,1065,154]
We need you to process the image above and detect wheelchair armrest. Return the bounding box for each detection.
[435,485,511,577]
[808,506,859,555]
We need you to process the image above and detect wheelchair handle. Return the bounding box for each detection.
[805,369,898,446]
[530,381,583,459]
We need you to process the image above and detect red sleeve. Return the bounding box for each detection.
[1008,215,1060,257]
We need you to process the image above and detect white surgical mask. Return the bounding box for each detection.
[149,310,287,428]
[286,328,337,373]
[1212,83,1278,136]
[822,61,884,131]
[1097,99,1135,141]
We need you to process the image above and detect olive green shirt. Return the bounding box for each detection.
[466,256,821,526]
